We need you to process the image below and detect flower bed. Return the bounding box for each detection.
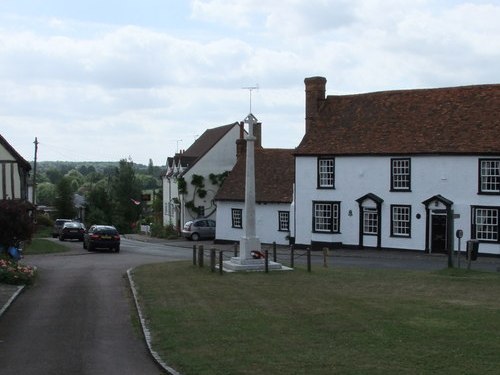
[0,257,37,285]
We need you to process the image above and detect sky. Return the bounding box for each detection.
[1,0,499,166]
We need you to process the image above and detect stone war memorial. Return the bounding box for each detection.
[223,113,287,272]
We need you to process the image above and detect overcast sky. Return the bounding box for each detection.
[1,0,499,166]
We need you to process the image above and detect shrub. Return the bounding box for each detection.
[150,223,179,239]
[0,200,34,249]
[0,256,37,285]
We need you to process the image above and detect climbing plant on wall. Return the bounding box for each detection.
[183,172,229,219]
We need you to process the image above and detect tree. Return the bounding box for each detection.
[110,159,142,233]
[54,177,75,219]
[85,185,112,225]
[37,182,57,206]
[45,168,63,184]
[0,200,34,249]
[147,158,154,175]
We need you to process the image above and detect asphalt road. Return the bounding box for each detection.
[0,238,192,375]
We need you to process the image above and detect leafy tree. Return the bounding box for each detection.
[137,174,160,189]
[54,177,75,219]
[65,170,84,192]
[37,182,57,206]
[45,168,63,184]
[110,159,142,233]
[85,185,112,225]
[0,200,34,249]
[148,158,154,175]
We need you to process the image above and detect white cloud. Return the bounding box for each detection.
[1,1,499,165]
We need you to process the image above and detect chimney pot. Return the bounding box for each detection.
[305,76,327,134]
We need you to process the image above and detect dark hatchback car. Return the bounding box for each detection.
[52,218,72,238]
[59,222,85,241]
[83,225,120,253]
[182,219,216,241]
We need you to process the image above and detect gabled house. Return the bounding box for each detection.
[293,76,500,255]
[214,122,295,245]
[0,134,31,202]
[162,122,242,229]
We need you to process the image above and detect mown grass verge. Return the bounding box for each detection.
[23,238,69,255]
[132,262,500,375]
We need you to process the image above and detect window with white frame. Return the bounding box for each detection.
[363,207,378,235]
[313,201,340,233]
[318,158,335,188]
[391,205,411,237]
[479,159,500,194]
[391,158,411,191]
[231,208,242,229]
[278,211,289,231]
[472,206,499,242]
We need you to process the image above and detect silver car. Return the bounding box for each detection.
[182,219,216,241]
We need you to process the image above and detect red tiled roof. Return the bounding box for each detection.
[215,148,295,203]
[165,122,239,175]
[183,123,238,158]
[296,84,500,155]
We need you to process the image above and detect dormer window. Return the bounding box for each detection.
[391,158,411,192]
[317,157,335,189]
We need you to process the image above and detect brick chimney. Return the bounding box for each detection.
[304,76,327,134]
[254,122,262,148]
[236,121,246,157]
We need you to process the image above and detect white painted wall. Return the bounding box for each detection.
[295,155,500,255]
[162,125,240,227]
[216,201,291,245]
[0,143,23,200]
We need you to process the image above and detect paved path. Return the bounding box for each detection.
[0,241,173,375]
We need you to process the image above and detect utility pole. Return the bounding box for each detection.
[32,137,38,205]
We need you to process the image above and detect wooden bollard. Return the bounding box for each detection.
[307,248,311,272]
[265,249,269,273]
[323,247,329,268]
[210,248,216,272]
[198,245,204,268]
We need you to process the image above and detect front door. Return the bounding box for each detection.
[431,214,447,253]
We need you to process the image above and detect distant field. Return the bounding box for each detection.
[132,262,500,375]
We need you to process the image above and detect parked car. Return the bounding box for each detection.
[83,225,120,253]
[182,219,216,241]
[52,219,72,238]
[59,222,85,241]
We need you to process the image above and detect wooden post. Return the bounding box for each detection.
[265,249,269,273]
[290,244,295,268]
[272,241,277,262]
[323,247,329,268]
[210,248,216,272]
[198,245,204,268]
[307,248,311,272]
[193,245,197,266]
[219,250,224,275]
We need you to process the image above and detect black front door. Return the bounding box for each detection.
[431,214,447,253]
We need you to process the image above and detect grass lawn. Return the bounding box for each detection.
[23,238,69,255]
[132,262,500,375]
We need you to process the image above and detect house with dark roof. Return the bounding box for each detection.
[293,76,500,255]
[0,134,31,201]
[214,122,295,245]
[162,122,242,229]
